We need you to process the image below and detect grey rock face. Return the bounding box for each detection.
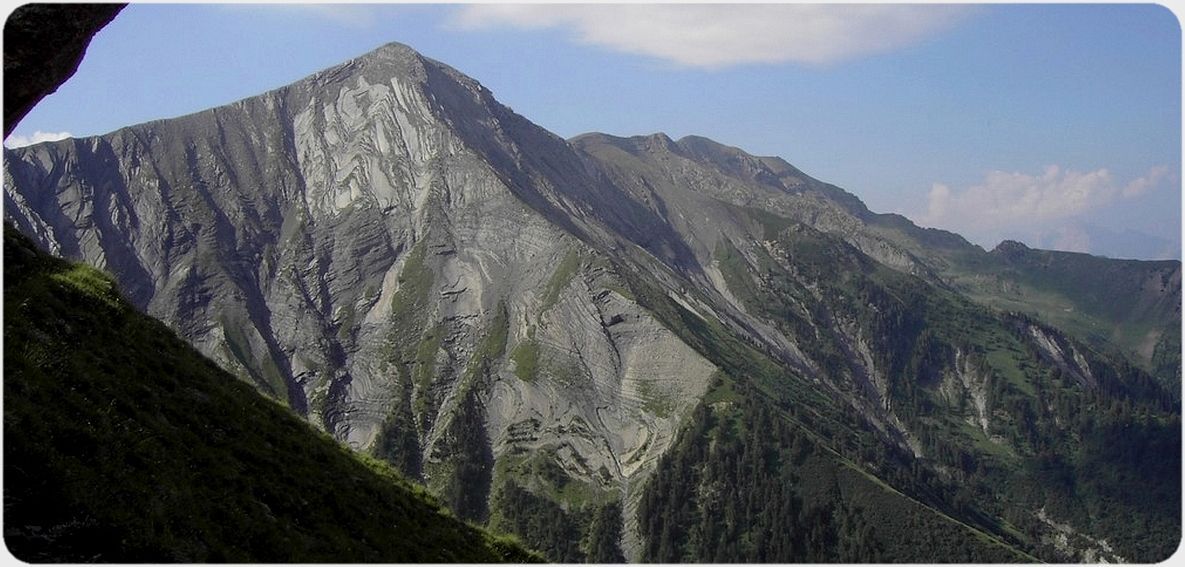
[4,42,720,557]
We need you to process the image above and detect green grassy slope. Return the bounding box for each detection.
[983,241,1179,367]
[749,221,1178,561]
[625,214,1178,562]
[867,217,1181,380]
[2,226,540,563]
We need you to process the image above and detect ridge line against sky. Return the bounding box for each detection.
[3,2,1180,260]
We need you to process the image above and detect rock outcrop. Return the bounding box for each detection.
[4,3,125,136]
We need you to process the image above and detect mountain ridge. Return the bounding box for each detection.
[4,40,1179,562]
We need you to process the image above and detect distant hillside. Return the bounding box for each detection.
[949,240,1181,384]
[3,225,539,562]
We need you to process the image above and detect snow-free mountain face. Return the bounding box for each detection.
[5,42,1179,562]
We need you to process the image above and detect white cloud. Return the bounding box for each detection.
[1121,164,1169,198]
[913,164,1173,250]
[4,130,73,148]
[450,4,973,68]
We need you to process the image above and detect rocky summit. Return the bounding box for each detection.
[5,42,1180,562]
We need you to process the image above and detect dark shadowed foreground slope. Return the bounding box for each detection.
[3,225,539,562]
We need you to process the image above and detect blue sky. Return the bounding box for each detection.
[6,3,1181,259]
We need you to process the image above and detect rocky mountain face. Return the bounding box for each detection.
[5,42,1179,562]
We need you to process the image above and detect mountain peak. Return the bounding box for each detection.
[366,40,421,59]
[645,132,679,152]
[304,40,429,86]
[357,41,445,75]
[992,239,1032,255]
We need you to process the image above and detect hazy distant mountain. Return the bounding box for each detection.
[1026,223,1182,261]
[5,42,1179,562]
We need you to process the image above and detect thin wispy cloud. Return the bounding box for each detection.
[4,131,73,148]
[914,164,1173,249]
[1121,165,1170,198]
[450,4,973,68]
